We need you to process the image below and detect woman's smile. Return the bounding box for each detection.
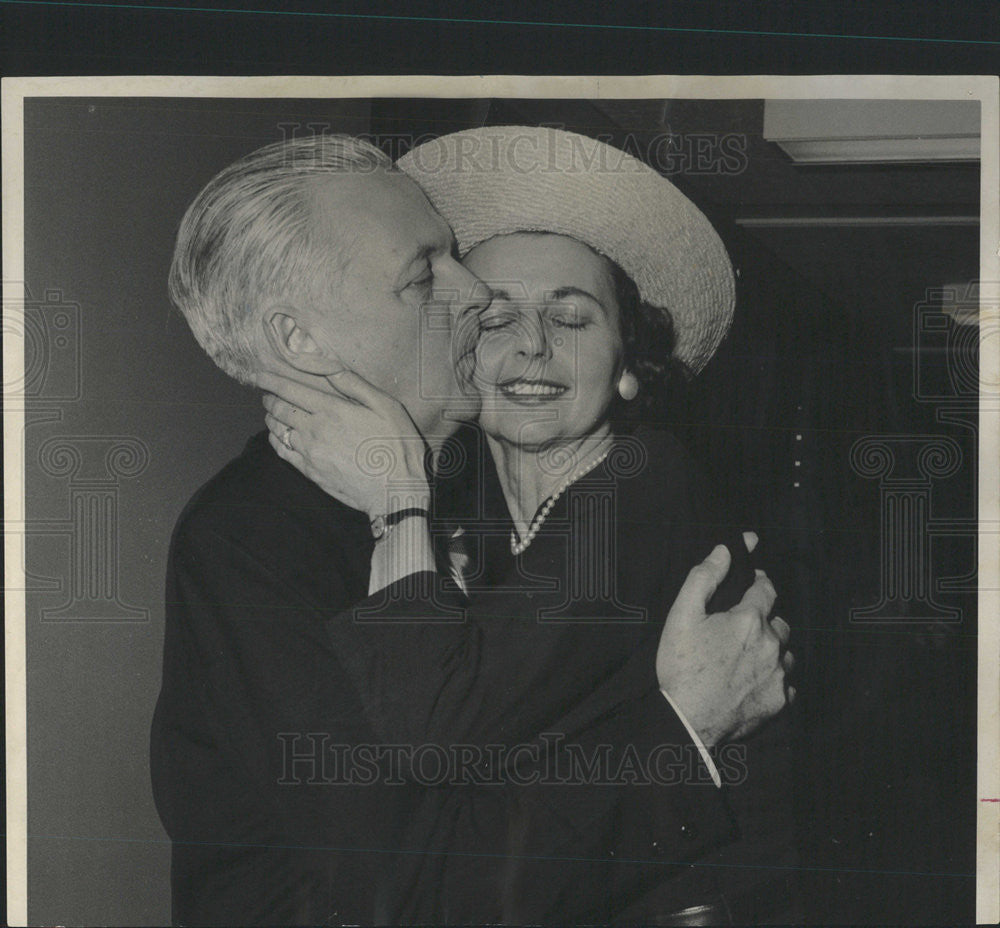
[462,232,624,449]
[497,376,569,402]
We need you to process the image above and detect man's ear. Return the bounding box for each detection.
[263,307,339,375]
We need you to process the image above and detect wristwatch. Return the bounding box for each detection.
[370,507,429,541]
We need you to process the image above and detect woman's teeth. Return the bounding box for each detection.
[500,381,567,397]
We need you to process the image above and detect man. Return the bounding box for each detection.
[151,134,790,925]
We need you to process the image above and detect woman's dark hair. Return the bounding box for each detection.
[606,258,692,425]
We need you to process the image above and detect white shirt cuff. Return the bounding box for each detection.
[660,689,722,788]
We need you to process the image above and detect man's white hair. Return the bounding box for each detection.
[169,135,392,384]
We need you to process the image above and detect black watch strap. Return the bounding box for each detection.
[370,507,429,540]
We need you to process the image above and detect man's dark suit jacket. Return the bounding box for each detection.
[150,429,739,926]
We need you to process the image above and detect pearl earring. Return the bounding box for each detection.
[617,371,639,401]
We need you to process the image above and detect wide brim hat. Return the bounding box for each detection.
[397,125,735,375]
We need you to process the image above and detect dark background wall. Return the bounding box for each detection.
[22,96,979,924]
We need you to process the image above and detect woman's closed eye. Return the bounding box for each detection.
[550,312,590,330]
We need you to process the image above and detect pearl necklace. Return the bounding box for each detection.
[510,445,612,556]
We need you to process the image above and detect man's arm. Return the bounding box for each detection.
[323,534,787,771]
[258,372,791,756]
[161,507,739,797]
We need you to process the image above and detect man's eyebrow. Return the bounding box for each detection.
[401,228,454,271]
[404,244,436,267]
[548,286,607,312]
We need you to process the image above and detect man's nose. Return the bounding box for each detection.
[445,261,492,362]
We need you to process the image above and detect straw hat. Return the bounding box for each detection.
[397,125,735,375]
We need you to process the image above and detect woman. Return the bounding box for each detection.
[264,127,796,924]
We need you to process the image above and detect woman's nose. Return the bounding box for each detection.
[515,312,551,360]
